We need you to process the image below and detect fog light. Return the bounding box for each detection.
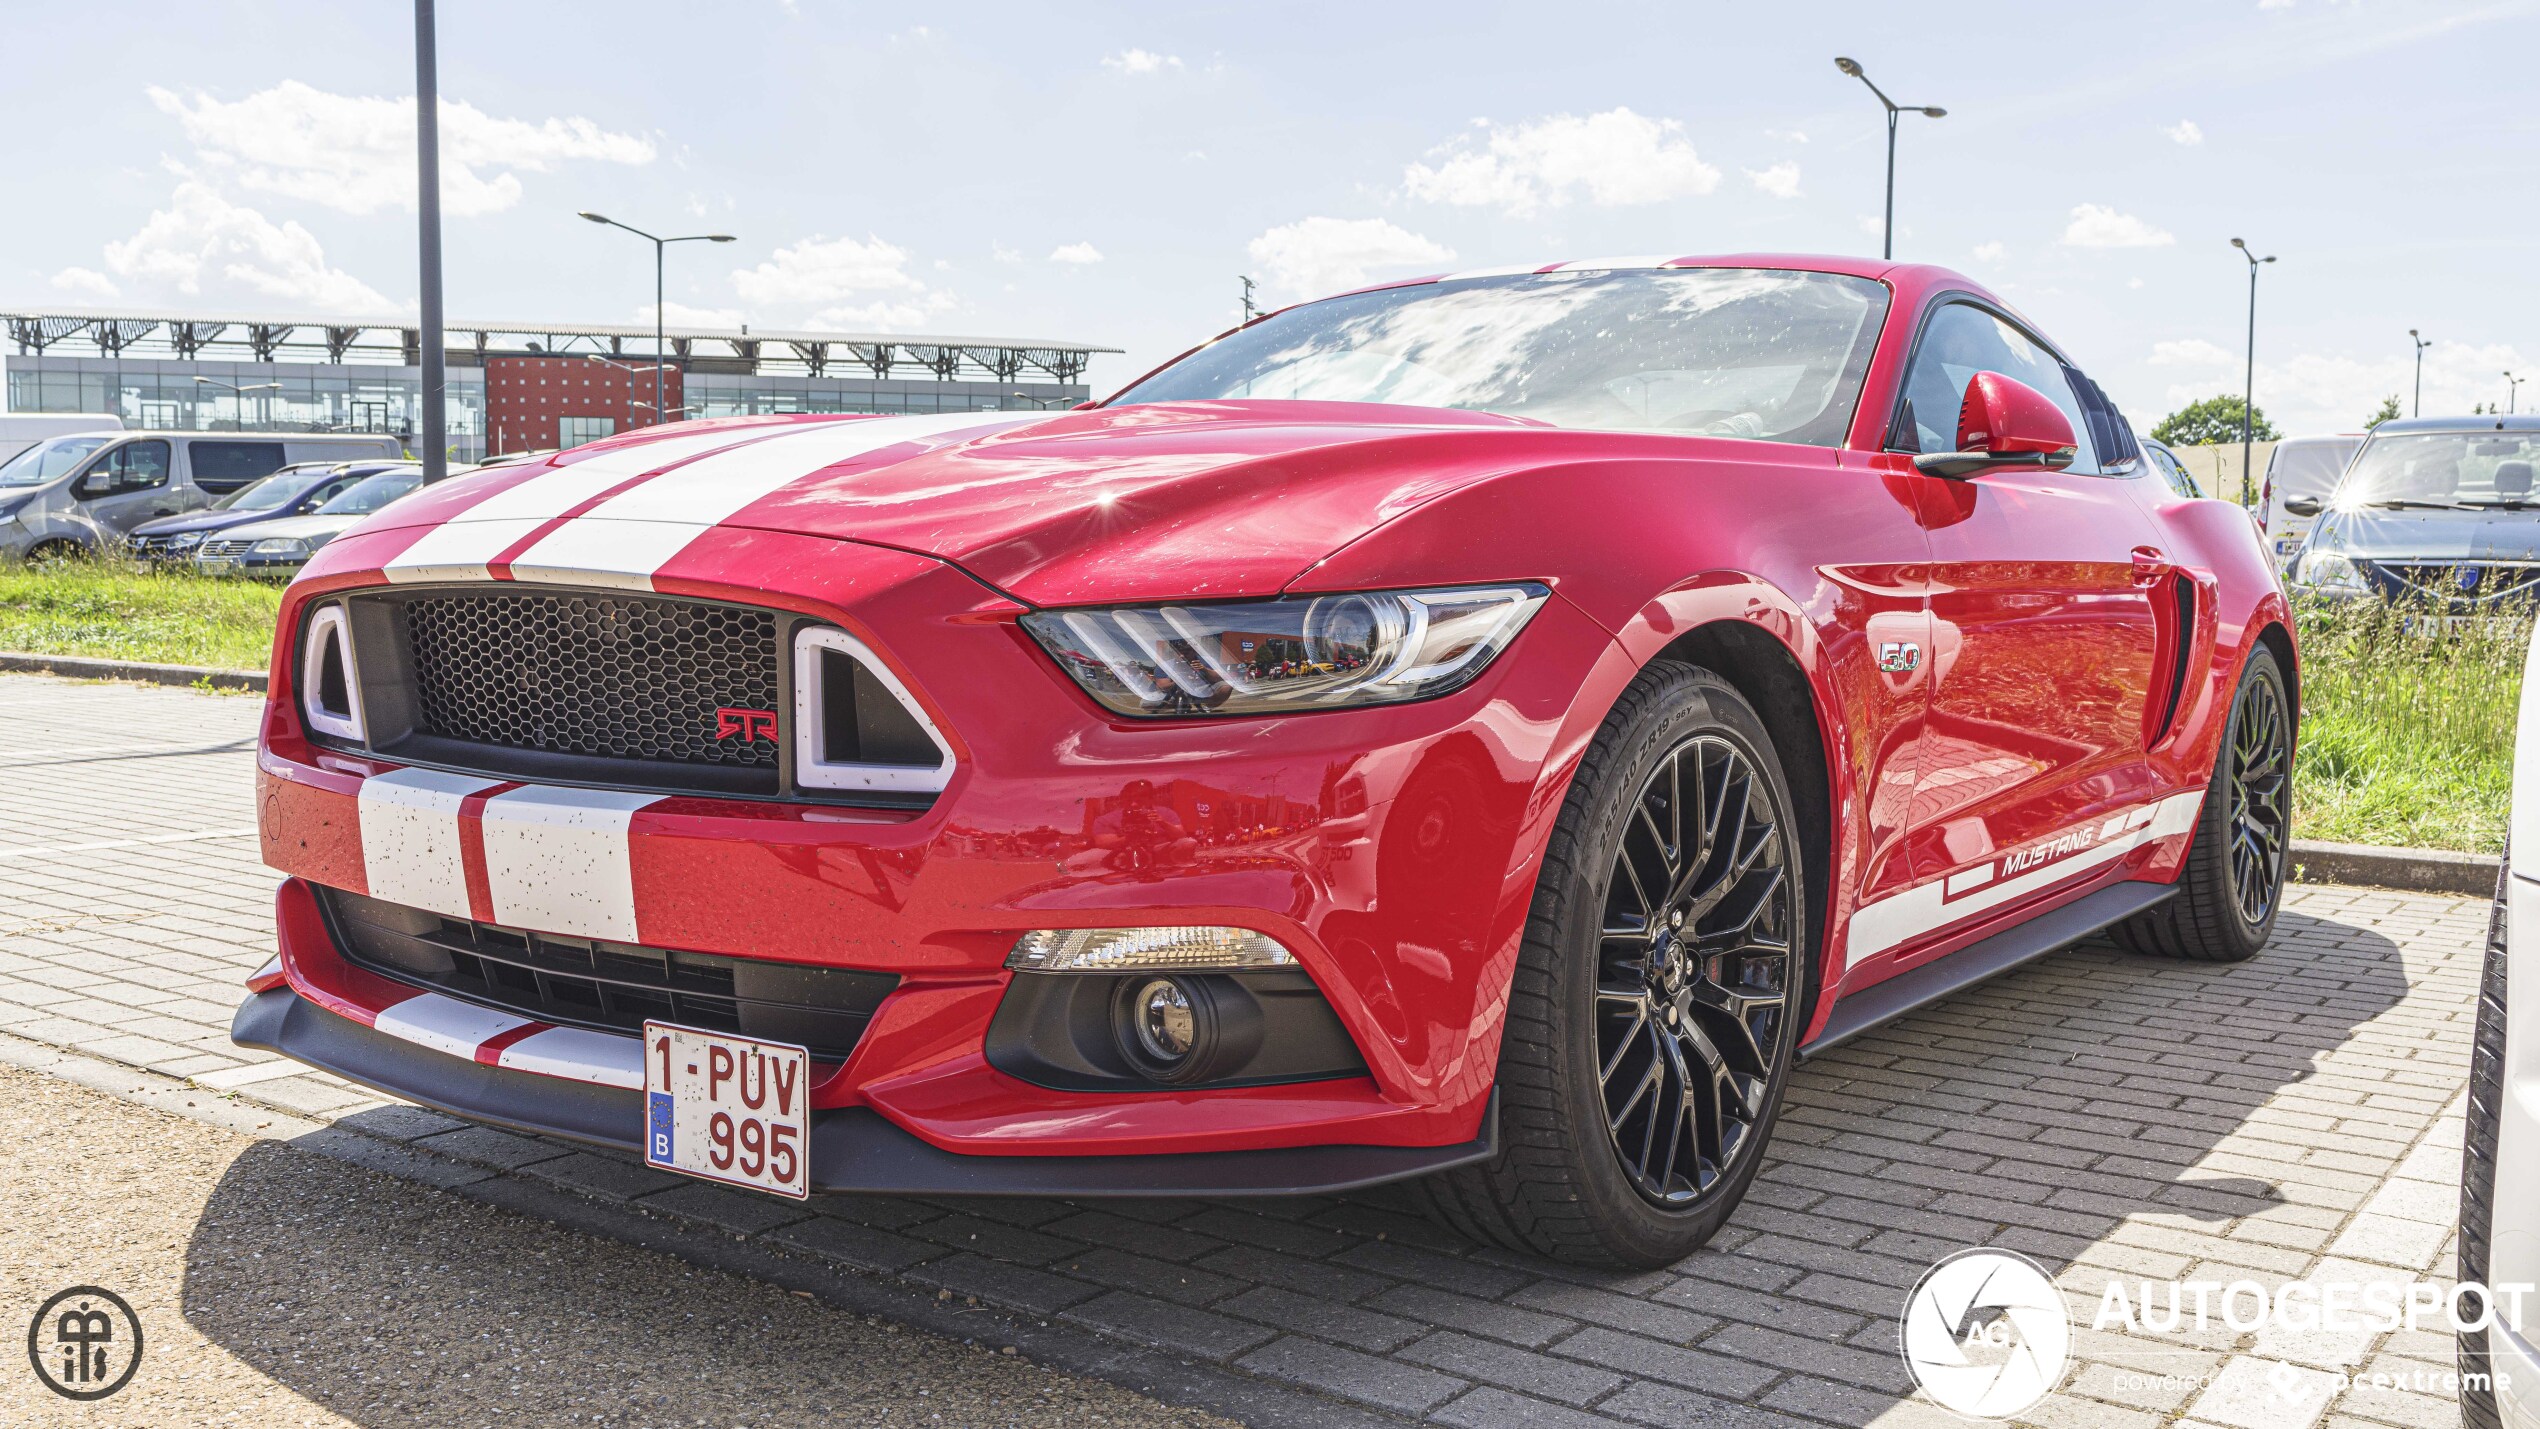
[1008,926,1295,974]
[1112,974,1229,1084]
[1131,978,1196,1060]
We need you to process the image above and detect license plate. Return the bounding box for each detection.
[642,1022,811,1199]
[2274,537,2300,556]
[197,556,237,571]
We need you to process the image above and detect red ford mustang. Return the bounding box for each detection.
[234,254,2295,1268]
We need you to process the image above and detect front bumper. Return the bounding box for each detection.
[249,523,1624,1163]
[232,984,1498,1196]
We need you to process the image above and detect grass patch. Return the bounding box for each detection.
[2291,597,2524,854]
[0,562,283,671]
[0,564,2519,852]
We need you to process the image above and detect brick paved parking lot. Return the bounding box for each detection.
[0,671,2489,1427]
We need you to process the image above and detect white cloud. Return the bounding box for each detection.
[1101,48,1182,74]
[48,266,120,299]
[1766,128,1809,144]
[730,233,958,332]
[1048,242,1104,264]
[1247,216,1452,299]
[2062,204,2175,248]
[1745,161,1801,199]
[1855,216,1914,241]
[991,242,1021,264]
[1404,108,1720,217]
[148,80,653,218]
[87,180,393,311]
[2165,119,2204,145]
[1971,241,2007,264]
[2144,334,2532,435]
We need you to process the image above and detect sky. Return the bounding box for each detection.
[4,0,2537,436]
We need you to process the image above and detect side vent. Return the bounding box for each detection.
[301,603,365,743]
[2146,574,2198,749]
[792,627,953,795]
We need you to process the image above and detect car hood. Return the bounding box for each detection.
[2313,508,2540,563]
[365,403,1636,605]
[223,512,361,544]
[131,507,270,537]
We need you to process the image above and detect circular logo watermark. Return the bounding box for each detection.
[26,1286,142,1402]
[1900,1248,2069,1419]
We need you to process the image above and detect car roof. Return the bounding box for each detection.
[2364,415,2540,436]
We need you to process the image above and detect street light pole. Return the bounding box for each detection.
[415,0,446,482]
[577,213,736,430]
[1834,58,1946,262]
[1241,275,1258,323]
[2230,238,2276,507]
[2510,372,2526,415]
[2410,330,2431,418]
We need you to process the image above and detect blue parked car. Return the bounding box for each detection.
[127,461,407,567]
[2287,415,2540,611]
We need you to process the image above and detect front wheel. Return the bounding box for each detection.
[2112,643,2292,962]
[1409,662,1808,1268]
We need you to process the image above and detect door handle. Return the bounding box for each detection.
[2130,546,2170,587]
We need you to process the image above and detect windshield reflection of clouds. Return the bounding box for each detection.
[2340,433,2540,508]
[1117,268,1889,446]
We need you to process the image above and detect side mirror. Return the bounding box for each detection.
[71,469,110,500]
[1913,372,2079,480]
[2283,495,2323,518]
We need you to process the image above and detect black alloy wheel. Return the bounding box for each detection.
[1407,661,1812,1267]
[2110,644,2292,963]
[1595,734,1795,1204]
[2226,669,2291,926]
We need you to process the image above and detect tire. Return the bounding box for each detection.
[22,539,84,567]
[1407,661,1810,1268]
[2111,644,2291,962]
[2460,848,2509,1429]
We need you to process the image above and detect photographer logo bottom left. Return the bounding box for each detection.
[27,1285,142,1402]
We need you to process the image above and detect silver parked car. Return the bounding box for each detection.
[193,465,425,579]
[0,430,405,562]
[2464,618,2540,1429]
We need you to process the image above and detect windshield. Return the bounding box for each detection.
[316,470,422,515]
[217,470,331,512]
[1113,267,1892,446]
[2335,432,2540,509]
[0,435,111,488]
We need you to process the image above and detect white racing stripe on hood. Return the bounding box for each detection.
[380,428,773,583]
[501,411,1041,589]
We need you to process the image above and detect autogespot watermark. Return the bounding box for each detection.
[1899,1247,2532,1421]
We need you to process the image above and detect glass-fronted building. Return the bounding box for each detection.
[3,308,1111,463]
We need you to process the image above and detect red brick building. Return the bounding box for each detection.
[483,356,683,457]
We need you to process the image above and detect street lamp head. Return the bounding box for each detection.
[2261,255,2276,264]
[2410,328,2420,338]
[2230,237,2247,250]
[578,211,610,224]
[1919,106,1947,118]
[706,234,737,243]
[1834,56,1862,75]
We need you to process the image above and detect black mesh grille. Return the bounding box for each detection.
[319,886,895,1062]
[403,591,781,769]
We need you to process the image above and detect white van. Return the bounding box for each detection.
[2259,434,2364,570]
[0,413,122,466]
[0,430,406,562]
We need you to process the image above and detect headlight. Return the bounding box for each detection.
[250,537,311,556]
[172,531,204,547]
[1022,583,1549,718]
[2294,550,2367,590]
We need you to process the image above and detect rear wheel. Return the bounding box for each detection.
[1409,662,1808,1268]
[2111,645,2291,962]
[2459,850,2509,1429]
[22,539,84,567]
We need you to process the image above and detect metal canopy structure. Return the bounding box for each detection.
[1,305,1117,385]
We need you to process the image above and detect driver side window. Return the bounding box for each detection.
[1893,303,2099,472]
[76,441,172,499]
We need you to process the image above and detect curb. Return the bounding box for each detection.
[0,651,266,692]
[2292,838,2499,898]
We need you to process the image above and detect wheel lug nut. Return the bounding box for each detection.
[1669,910,1684,928]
